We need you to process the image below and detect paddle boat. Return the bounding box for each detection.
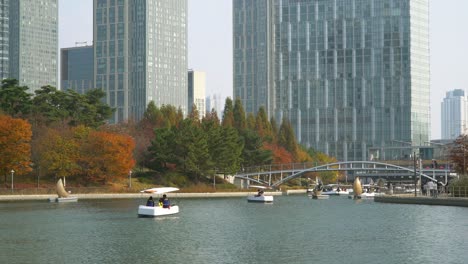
[138,187,179,217]
[321,184,351,195]
[310,177,329,199]
[48,178,78,203]
[247,185,274,203]
[357,182,385,198]
[361,190,386,198]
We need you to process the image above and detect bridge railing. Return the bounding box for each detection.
[241,162,321,174]
[445,186,468,198]
[240,161,454,175]
[412,186,468,198]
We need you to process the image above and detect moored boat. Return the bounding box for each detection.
[49,178,78,203]
[349,177,363,199]
[321,184,351,195]
[48,197,78,203]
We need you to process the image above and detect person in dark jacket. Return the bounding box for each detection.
[162,194,170,208]
[146,196,155,207]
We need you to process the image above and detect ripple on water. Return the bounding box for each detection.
[0,196,467,264]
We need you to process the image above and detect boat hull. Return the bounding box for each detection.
[312,194,330,199]
[138,205,179,217]
[49,197,78,203]
[321,190,350,195]
[247,195,274,203]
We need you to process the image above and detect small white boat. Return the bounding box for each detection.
[49,178,78,203]
[138,187,179,217]
[321,184,351,195]
[247,185,273,203]
[359,192,375,198]
[312,194,330,199]
[310,177,330,200]
[247,195,274,203]
[138,205,179,217]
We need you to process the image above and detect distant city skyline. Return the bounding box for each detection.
[58,0,468,140]
[441,89,468,139]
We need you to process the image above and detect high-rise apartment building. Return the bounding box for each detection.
[188,70,206,119]
[441,89,468,139]
[94,0,188,123]
[0,0,58,91]
[61,45,94,94]
[234,0,430,161]
[0,1,9,80]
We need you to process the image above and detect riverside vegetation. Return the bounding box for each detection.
[0,79,340,193]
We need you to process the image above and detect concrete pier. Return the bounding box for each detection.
[375,196,468,207]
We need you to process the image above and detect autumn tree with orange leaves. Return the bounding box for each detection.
[34,127,80,182]
[0,114,32,186]
[33,125,135,185]
[77,129,135,185]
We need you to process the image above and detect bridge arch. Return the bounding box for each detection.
[233,161,442,188]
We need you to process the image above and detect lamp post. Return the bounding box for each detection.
[463,146,466,177]
[11,169,15,192]
[128,170,132,188]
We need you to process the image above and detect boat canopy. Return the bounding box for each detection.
[140,187,179,194]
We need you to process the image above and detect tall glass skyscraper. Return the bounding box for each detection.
[61,45,94,94]
[94,0,188,123]
[234,0,430,161]
[0,0,58,91]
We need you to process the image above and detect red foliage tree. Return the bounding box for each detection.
[0,115,32,186]
[77,129,136,185]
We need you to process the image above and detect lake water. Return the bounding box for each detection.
[1,195,467,264]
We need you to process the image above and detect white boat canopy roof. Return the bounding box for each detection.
[140,187,179,194]
[248,185,269,189]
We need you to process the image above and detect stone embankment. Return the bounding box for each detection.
[374,195,468,207]
[0,191,286,202]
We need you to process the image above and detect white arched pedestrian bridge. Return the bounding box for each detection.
[233,161,454,188]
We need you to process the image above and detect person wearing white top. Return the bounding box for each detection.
[427,181,434,197]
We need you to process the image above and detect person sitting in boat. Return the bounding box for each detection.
[162,194,171,208]
[146,196,155,207]
[255,189,264,197]
[158,196,164,207]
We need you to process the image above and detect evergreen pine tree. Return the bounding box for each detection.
[221,97,234,127]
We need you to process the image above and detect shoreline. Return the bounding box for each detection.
[0,191,289,202]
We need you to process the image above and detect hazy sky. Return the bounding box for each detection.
[59,0,468,140]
